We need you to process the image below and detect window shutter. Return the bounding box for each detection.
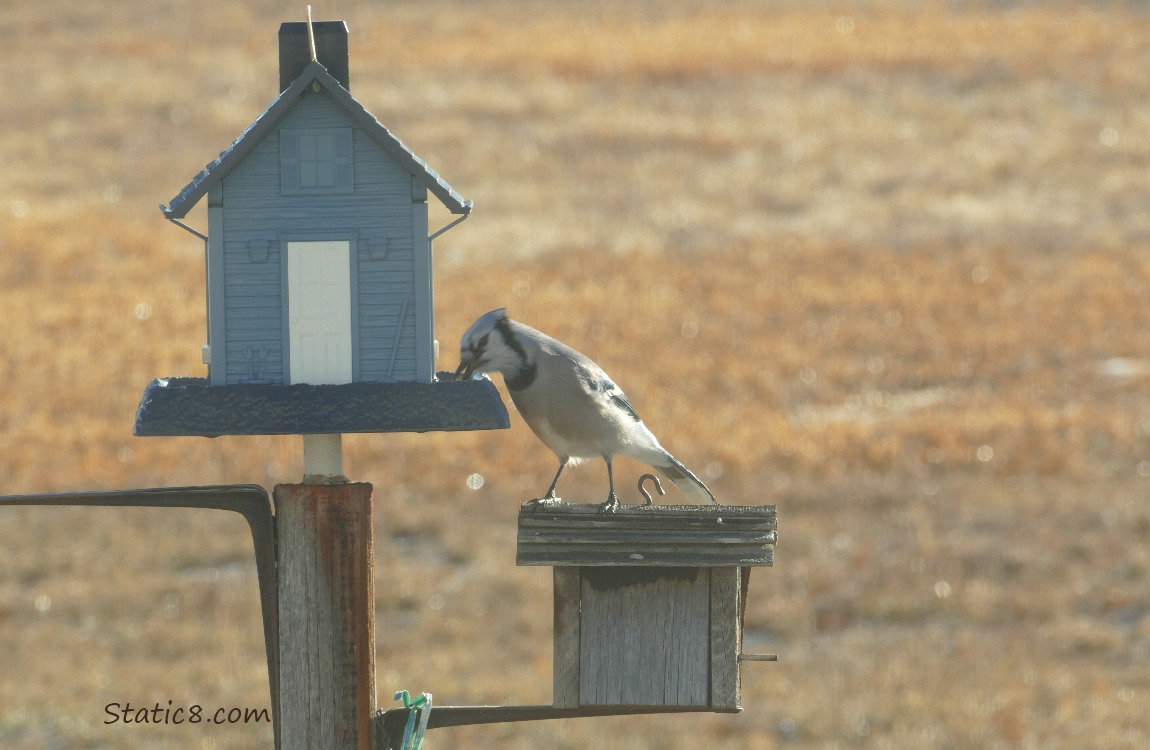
[334,130,353,192]
[281,132,300,193]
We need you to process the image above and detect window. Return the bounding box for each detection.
[281,128,353,194]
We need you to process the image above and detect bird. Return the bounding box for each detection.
[454,308,717,513]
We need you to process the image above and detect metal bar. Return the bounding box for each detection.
[738,654,779,662]
[0,486,279,743]
[374,704,739,749]
[427,211,469,242]
[306,5,317,62]
[165,216,209,242]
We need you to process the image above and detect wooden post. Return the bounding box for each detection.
[275,482,375,750]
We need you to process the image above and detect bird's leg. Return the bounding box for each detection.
[542,457,567,499]
[598,457,621,514]
[523,457,568,509]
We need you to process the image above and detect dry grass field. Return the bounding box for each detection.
[3,1,1150,748]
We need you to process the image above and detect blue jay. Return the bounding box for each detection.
[455,308,717,512]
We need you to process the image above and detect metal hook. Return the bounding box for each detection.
[637,474,665,505]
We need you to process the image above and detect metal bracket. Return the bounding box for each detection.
[0,486,279,732]
[373,704,739,750]
[427,211,469,242]
[3,486,767,750]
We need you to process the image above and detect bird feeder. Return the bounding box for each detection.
[517,503,777,710]
[127,18,511,749]
[103,15,778,750]
[133,20,507,444]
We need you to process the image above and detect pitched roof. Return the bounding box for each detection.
[161,60,472,218]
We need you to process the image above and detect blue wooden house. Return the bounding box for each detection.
[162,21,469,387]
[135,21,506,438]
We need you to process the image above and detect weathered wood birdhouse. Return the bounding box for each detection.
[133,20,507,439]
[517,503,777,710]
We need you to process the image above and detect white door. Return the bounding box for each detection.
[287,241,352,384]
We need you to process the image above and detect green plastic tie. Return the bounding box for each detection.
[394,690,433,750]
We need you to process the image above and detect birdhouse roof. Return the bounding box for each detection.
[161,60,472,219]
[516,503,777,567]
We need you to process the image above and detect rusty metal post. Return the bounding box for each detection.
[275,482,375,750]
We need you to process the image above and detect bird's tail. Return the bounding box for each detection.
[652,452,718,504]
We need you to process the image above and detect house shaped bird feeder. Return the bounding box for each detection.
[112,18,776,750]
[133,21,507,439]
[517,503,777,710]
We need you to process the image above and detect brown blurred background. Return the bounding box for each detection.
[2,1,1149,747]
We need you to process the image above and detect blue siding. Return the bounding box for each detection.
[217,91,425,385]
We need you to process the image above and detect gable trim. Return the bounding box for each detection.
[162,61,472,219]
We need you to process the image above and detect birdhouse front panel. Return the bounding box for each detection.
[573,567,712,706]
[209,90,431,387]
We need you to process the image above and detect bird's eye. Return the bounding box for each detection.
[478,334,489,348]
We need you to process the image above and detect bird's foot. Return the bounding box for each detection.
[523,495,566,510]
[598,493,621,514]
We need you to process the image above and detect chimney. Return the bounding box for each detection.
[279,20,350,91]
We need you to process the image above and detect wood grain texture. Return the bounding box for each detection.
[709,567,742,709]
[275,482,375,750]
[517,504,776,567]
[577,568,710,707]
[553,567,582,709]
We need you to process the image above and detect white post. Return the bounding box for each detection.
[303,433,346,483]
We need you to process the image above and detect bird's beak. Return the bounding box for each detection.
[454,357,476,381]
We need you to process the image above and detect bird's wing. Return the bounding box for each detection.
[605,382,642,423]
[574,361,643,423]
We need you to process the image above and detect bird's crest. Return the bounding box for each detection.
[461,307,509,348]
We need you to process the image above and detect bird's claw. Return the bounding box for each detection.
[523,495,566,510]
[598,493,621,514]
